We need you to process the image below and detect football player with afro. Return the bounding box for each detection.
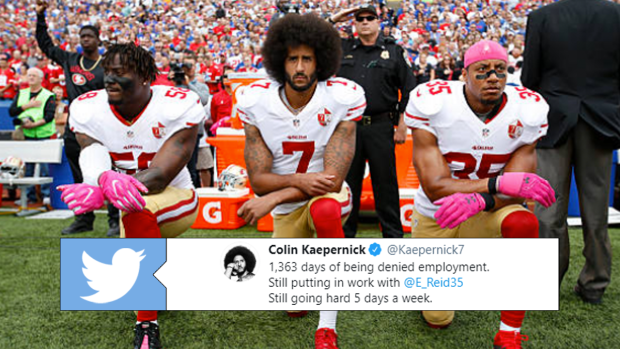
[236,13,366,349]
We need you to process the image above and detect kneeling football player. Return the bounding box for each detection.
[59,43,204,349]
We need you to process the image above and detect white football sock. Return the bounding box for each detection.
[318,311,338,331]
[500,321,520,332]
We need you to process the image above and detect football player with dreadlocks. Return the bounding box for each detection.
[58,43,205,349]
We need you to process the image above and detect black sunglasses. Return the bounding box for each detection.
[355,15,377,22]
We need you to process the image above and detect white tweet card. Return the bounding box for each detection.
[61,238,558,311]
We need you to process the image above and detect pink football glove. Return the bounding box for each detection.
[498,172,556,207]
[98,170,148,213]
[57,183,105,215]
[210,116,231,135]
[433,193,486,229]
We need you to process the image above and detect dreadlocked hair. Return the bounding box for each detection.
[102,43,158,83]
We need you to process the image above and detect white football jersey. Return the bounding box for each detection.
[404,80,549,218]
[237,78,366,214]
[69,86,206,190]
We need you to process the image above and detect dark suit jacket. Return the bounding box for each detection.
[522,0,620,148]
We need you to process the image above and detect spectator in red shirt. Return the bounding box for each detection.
[16,65,29,90]
[0,54,17,100]
[210,66,234,130]
[9,49,24,73]
[48,63,67,99]
[204,54,223,94]
[35,55,52,90]
[236,55,258,73]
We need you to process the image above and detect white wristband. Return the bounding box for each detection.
[79,142,112,186]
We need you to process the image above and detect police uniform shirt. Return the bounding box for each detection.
[337,34,416,116]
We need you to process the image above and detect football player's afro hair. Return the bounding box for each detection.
[224,246,256,273]
[262,13,342,85]
[102,43,158,83]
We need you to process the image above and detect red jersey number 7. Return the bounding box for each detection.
[282,141,315,173]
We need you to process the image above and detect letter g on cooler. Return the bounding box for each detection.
[203,201,222,224]
[400,204,413,229]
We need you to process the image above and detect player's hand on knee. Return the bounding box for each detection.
[237,197,275,225]
[295,173,336,196]
[497,172,556,207]
[433,193,486,229]
[57,183,105,215]
[98,170,148,213]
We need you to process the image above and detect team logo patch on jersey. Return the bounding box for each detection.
[482,128,490,138]
[317,108,332,127]
[72,74,86,86]
[508,120,524,139]
[127,130,134,138]
[293,118,300,128]
[152,122,166,139]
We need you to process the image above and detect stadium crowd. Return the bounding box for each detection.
[0,0,559,106]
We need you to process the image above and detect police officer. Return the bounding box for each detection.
[329,5,416,238]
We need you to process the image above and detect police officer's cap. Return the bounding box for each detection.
[355,4,378,17]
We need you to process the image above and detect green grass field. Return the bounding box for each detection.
[0,214,619,349]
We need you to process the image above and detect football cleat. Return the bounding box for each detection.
[315,328,338,349]
[286,310,308,318]
[493,330,529,349]
[134,321,162,349]
[217,164,248,191]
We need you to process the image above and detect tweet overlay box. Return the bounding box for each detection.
[158,239,558,311]
[60,239,166,310]
[60,239,558,311]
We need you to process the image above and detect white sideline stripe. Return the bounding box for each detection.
[567,207,620,227]
[26,210,74,220]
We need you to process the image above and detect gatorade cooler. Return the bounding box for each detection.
[229,72,268,129]
[207,128,247,180]
[257,211,274,232]
[192,188,251,229]
[399,188,417,233]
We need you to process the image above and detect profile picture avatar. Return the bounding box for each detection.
[224,246,256,282]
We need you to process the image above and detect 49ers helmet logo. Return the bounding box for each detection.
[508,120,524,139]
[72,74,86,86]
[317,108,332,127]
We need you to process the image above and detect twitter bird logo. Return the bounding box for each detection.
[81,248,146,304]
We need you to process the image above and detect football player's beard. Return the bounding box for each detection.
[482,96,502,106]
[286,72,318,92]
